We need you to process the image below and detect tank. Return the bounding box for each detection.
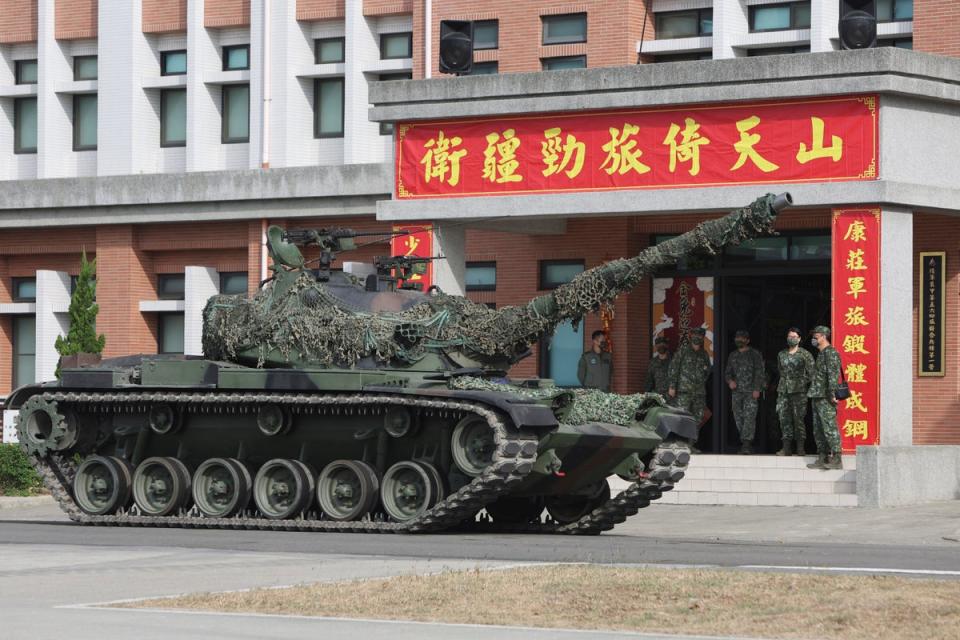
[10,193,791,535]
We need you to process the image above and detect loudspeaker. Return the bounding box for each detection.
[439,20,473,74]
[839,0,877,50]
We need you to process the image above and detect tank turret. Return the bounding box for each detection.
[202,193,791,371]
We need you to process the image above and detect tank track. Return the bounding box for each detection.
[26,391,688,535]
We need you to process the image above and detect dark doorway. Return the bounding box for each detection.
[705,274,831,454]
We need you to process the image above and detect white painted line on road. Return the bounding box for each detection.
[740,564,960,577]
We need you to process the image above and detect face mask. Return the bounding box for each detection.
[656,345,668,353]
[786,336,800,347]
[810,338,820,348]
[691,337,703,346]
[735,339,747,347]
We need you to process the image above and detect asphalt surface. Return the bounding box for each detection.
[1,499,958,640]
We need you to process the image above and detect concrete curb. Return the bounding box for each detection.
[0,495,54,510]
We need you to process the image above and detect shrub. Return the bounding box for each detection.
[0,444,43,496]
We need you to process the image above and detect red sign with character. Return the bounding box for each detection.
[831,209,881,453]
[396,95,877,199]
[389,224,433,290]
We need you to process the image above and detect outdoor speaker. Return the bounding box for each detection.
[439,20,473,74]
[839,0,877,50]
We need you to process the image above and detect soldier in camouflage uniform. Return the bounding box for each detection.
[775,327,814,456]
[724,329,765,454]
[806,325,843,470]
[645,336,672,398]
[668,327,712,452]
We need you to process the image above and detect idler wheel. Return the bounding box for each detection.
[317,460,379,521]
[17,396,79,457]
[253,458,311,519]
[132,457,192,517]
[192,458,252,518]
[545,480,611,525]
[73,455,133,516]
[380,461,434,522]
[451,416,496,477]
[485,496,546,524]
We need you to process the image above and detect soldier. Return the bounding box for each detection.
[577,330,613,392]
[645,336,672,398]
[775,327,814,456]
[724,329,765,454]
[806,325,843,470]
[668,327,712,452]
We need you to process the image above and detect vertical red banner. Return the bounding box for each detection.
[831,209,881,452]
[390,224,434,290]
[652,276,716,364]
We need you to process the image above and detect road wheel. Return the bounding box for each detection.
[381,461,433,522]
[451,416,495,477]
[317,460,379,521]
[132,457,192,517]
[73,455,132,516]
[192,458,251,518]
[253,459,310,519]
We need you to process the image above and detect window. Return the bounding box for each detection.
[877,0,913,22]
[15,59,37,84]
[655,9,713,39]
[161,50,187,75]
[222,84,249,143]
[471,61,498,75]
[74,55,98,81]
[157,274,185,299]
[540,259,584,290]
[747,46,811,56]
[376,73,411,135]
[724,237,789,262]
[73,94,97,151]
[789,236,831,261]
[13,316,36,388]
[474,20,499,50]
[465,262,496,291]
[158,313,185,354]
[542,13,587,45]
[14,97,37,154]
[315,37,345,64]
[542,55,586,71]
[314,77,344,138]
[652,52,713,63]
[222,45,250,71]
[12,278,36,301]
[160,89,187,147]
[219,272,248,295]
[749,2,810,32]
[380,32,412,59]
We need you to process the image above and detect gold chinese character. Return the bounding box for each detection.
[842,419,869,440]
[600,124,651,176]
[845,363,867,383]
[731,115,779,173]
[420,130,467,186]
[483,128,523,183]
[841,335,869,354]
[844,306,870,326]
[843,220,867,243]
[663,117,711,176]
[541,127,585,179]
[846,248,867,271]
[845,390,868,413]
[797,117,843,164]
[846,276,867,300]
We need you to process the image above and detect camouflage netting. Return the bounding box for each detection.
[449,376,667,427]
[203,194,782,368]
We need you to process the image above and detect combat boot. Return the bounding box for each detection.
[775,440,793,456]
[806,452,827,469]
[823,453,842,470]
[794,439,806,456]
[738,439,754,454]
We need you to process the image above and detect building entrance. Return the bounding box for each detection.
[704,274,831,455]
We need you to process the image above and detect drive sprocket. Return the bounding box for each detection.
[16,395,78,457]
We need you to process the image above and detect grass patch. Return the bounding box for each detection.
[0,444,43,496]
[120,564,960,639]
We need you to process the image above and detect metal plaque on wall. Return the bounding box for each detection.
[919,252,946,377]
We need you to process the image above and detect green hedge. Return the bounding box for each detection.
[0,444,43,496]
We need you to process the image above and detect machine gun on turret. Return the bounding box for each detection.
[267,226,409,282]
[373,255,446,292]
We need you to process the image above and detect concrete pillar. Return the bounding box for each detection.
[432,223,465,296]
[810,0,839,53]
[248,0,266,169]
[34,270,71,383]
[712,0,748,59]
[36,0,75,178]
[879,207,914,446]
[263,0,312,169]
[97,0,157,176]
[186,0,223,172]
[343,2,379,164]
[184,266,219,356]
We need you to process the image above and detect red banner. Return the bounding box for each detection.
[396,95,878,199]
[652,277,715,364]
[831,209,881,453]
[390,224,433,290]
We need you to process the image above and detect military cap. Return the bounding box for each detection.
[691,327,706,336]
[734,329,750,338]
[811,325,831,337]
[654,336,669,345]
